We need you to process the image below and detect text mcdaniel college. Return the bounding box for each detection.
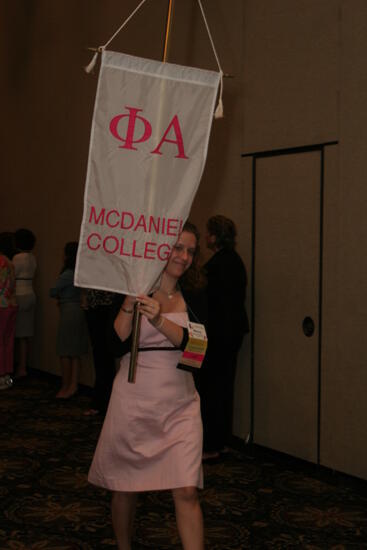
[85,206,184,261]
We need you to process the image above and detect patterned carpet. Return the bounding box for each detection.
[1,371,367,549]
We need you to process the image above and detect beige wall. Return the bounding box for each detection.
[2,0,367,479]
[241,0,367,479]
[320,0,367,479]
[243,0,339,152]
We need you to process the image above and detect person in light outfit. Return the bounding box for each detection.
[88,222,208,550]
[13,228,37,378]
[50,242,88,398]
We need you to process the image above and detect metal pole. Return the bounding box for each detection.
[128,0,175,383]
[128,302,142,383]
[163,0,175,62]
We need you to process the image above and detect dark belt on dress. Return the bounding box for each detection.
[137,346,179,352]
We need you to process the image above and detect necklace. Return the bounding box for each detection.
[160,287,178,300]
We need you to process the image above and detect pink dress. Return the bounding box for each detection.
[88,312,203,492]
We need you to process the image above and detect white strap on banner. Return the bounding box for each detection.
[84,0,149,73]
[196,0,224,118]
[84,0,224,117]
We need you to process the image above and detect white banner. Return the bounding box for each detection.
[75,51,220,296]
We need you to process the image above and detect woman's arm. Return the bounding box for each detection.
[12,254,21,278]
[49,270,73,298]
[113,295,137,341]
[137,294,184,348]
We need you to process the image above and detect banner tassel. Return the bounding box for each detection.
[196,0,224,119]
[214,98,223,119]
[214,71,224,119]
[84,50,99,74]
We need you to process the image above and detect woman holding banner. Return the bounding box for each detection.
[88,222,207,550]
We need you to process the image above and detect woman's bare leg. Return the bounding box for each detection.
[56,357,71,397]
[67,357,80,396]
[111,491,138,550]
[57,357,80,398]
[172,487,204,550]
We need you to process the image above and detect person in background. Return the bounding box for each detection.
[197,215,249,461]
[83,289,117,416]
[50,242,88,399]
[13,228,37,378]
[88,222,207,550]
[0,233,18,389]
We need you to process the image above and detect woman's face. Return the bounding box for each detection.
[165,230,197,279]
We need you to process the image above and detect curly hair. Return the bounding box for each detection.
[0,232,15,259]
[15,228,36,252]
[61,241,79,273]
[207,215,237,249]
[179,221,206,291]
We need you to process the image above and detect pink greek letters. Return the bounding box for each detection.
[109,107,152,151]
[109,106,188,159]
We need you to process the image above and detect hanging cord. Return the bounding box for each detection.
[196,0,224,118]
[85,0,224,118]
[84,0,149,74]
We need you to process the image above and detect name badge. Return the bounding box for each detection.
[178,322,208,372]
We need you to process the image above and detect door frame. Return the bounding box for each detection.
[242,141,338,464]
